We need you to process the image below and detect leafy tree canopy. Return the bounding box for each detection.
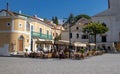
[82,22,108,35]
[64,13,75,25]
[64,14,90,25]
[82,22,109,48]
[54,34,61,41]
[74,14,91,22]
[52,16,59,25]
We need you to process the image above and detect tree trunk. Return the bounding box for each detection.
[94,34,97,49]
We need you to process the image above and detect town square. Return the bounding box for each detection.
[0,0,120,74]
[0,54,120,74]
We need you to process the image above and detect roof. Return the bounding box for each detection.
[93,7,120,17]
[0,9,53,28]
[0,9,15,16]
[0,9,32,18]
[93,9,112,17]
[63,17,91,29]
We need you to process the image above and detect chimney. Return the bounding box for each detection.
[33,15,37,18]
[18,10,21,14]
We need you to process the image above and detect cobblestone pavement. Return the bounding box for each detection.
[0,54,120,74]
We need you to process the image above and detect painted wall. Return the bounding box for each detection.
[61,18,89,43]
[31,21,52,35]
[92,15,120,43]
[0,18,12,30]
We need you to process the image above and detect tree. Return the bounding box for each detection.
[52,16,54,22]
[67,13,75,24]
[64,13,75,25]
[74,14,91,22]
[54,34,61,52]
[63,13,75,57]
[82,22,109,49]
[64,14,90,25]
[54,34,61,41]
[44,18,47,21]
[52,16,59,25]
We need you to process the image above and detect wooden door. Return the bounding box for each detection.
[19,40,23,51]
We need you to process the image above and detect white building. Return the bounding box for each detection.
[92,0,120,51]
[61,18,94,49]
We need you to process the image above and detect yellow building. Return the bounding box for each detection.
[0,9,55,55]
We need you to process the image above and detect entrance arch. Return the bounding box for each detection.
[18,35,24,51]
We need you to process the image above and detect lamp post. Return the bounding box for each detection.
[63,14,74,58]
[69,24,72,58]
[68,18,74,58]
[86,29,90,51]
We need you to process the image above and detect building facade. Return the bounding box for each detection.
[0,9,63,55]
[92,0,120,51]
[61,18,94,50]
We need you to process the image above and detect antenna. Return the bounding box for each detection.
[6,2,9,10]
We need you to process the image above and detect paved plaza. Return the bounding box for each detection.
[0,54,120,74]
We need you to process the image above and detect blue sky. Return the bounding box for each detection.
[0,0,108,20]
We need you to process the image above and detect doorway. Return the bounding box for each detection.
[18,35,24,51]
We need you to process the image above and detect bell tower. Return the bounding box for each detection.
[108,0,110,9]
[108,0,120,10]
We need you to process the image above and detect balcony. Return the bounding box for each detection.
[31,31,52,40]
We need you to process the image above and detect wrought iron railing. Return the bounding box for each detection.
[31,31,52,40]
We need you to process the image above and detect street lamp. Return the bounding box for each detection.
[63,15,74,58]
[69,23,72,58]
[68,18,74,58]
[86,29,91,51]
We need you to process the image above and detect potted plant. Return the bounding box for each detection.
[80,48,85,59]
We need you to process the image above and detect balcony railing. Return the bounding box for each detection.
[31,31,52,40]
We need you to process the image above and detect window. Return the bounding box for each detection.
[26,22,30,31]
[53,33,54,36]
[31,25,34,31]
[56,33,58,36]
[47,30,49,35]
[76,27,79,30]
[6,22,11,26]
[101,36,107,42]
[51,32,52,35]
[40,28,42,33]
[70,33,72,38]
[19,23,22,28]
[76,33,79,38]
[82,35,88,39]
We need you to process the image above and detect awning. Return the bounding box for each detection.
[88,43,96,46]
[74,42,86,47]
[36,41,53,44]
[55,40,73,46]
